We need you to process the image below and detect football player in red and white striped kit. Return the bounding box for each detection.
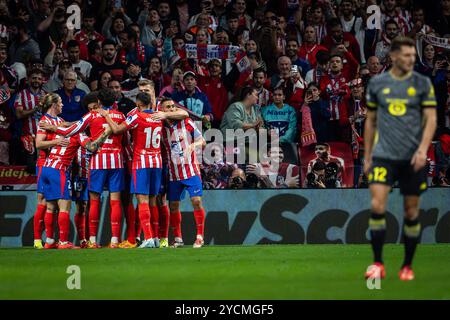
[101,92,188,248]
[40,88,127,248]
[34,93,68,249]
[159,97,207,248]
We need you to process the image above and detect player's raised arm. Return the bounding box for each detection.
[98,108,128,134]
[40,112,92,137]
[150,107,189,121]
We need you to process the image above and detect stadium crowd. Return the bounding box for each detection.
[0,0,449,190]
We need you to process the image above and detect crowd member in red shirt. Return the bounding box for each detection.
[322,18,361,63]
[319,46,359,142]
[198,59,229,128]
[298,25,328,68]
[74,12,105,61]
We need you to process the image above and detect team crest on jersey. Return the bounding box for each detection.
[407,87,416,97]
[75,95,81,102]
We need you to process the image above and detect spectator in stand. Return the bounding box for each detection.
[300,82,331,146]
[74,12,105,58]
[160,68,184,98]
[407,6,434,39]
[8,18,40,64]
[117,28,155,73]
[339,0,366,63]
[305,50,330,84]
[102,10,133,44]
[261,87,297,144]
[380,0,411,35]
[97,70,113,91]
[322,18,362,63]
[55,71,87,122]
[222,0,253,30]
[121,64,145,100]
[305,4,329,44]
[157,1,175,30]
[298,26,328,68]
[415,44,435,78]
[172,71,213,127]
[147,56,171,96]
[0,43,18,94]
[198,59,229,128]
[66,40,92,84]
[247,145,300,188]
[87,40,102,65]
[319,48,359,142]
[220,86,263,138]
[89,39,127,90]
[43,59,90,93]
[270,56,292,89]
[108,80,135,116]
[224,12,240,45]
[375,19,400,65]
[286,38,311,79]
[0,87,12,165]
[366,56,382,77]
[14,68,46,167]
[138,8,164,48]
[252,68,271,107]
[432,0,450,36]
[189,0,219,31]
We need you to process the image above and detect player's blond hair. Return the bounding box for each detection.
[39,93,60,114]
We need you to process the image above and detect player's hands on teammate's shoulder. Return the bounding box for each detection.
[150,111,167,121]
[38,121,57,132]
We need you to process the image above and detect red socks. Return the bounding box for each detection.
[135,206,141,239]
[44,211,55,240]
[33,204,46,240]
[150,206,159,238]
[138,203,153,240]
[58,211,70,242]
[194,208,205,237]
[126,202,136,243]
[110,199,122,239]
[74,213,86,241]
[170,211,182,238]
[159,205,170,238]
[89,198,100,238]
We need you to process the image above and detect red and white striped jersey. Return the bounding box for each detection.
[55,108,126,170]
[44,133,90,171]
[14,88,46,136]
[162,118,202,181]
[76,147,91,179]
[126,110,163,169]
[36,113,64,167]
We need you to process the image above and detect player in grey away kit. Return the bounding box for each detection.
[363,37,437,281]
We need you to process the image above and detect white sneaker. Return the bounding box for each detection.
[153,238,160,248]
[193,236,204,248]
[170,237,184,248]
[138,238,155,248]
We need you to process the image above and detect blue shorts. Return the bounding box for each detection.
[72,177,89,202]
[88,168,125,194]
[168,176,203,201]
[40,166,72,201]
[131,168,162,195]
[159,165,169,195]
[36,165,44,194]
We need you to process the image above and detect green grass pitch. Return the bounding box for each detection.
[1,244,450,299]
